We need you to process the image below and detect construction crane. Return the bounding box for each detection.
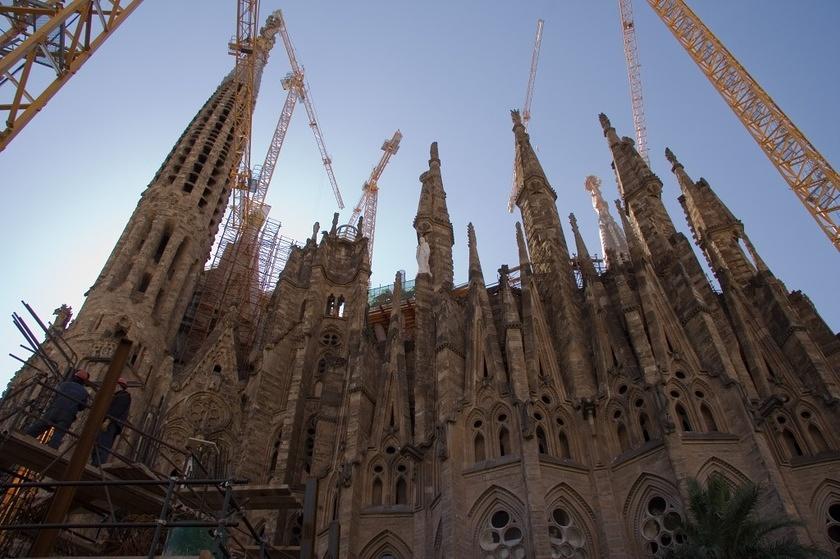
[617,0,649,163]
[348,129,402,260]
[0,0,143,151]
[507,18,544,213]
[646,0,840,250]
[227,0,260,191]
[255,9,345,209]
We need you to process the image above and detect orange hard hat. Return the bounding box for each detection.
[74,370,89,381]
[117,377,128,388]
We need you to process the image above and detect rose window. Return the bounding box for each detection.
[640,496,685,557]
[826,502,840,557]
[548,507,587,558]
[478,509,526,559]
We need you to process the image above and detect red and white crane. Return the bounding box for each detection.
[348,130,403,261]
[618,0,649,163]
[507,18,544,213]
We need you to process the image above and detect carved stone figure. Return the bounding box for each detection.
[416,236,431,275]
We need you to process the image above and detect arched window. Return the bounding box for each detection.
[700,404,718,432]
[808,424,829,454]
[824,501,840,556]
[548,506,589,558]
[558,431,571,460]
[674,404,692,432]
[639,413,651,442]
[617,422,630,453]
[536,426,548,455]
[303,425,316,474]
[474,432,486,463]
[395,478,407,505]
[337,296,346,318]
[639,495,685,557]
[499,427,510,457]
[478,509,525,558]
[782,429,804,458]
[371,476,383,506]
[325,295,336,316]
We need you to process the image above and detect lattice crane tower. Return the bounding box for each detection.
[618,0,649,163]
[348,129,403,261]
[647,0,840,250]
[0,0,144,151]
[507,19,544,213]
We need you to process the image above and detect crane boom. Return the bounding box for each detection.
[0,0,144,151]
[273,10,344,209]
[618,0,649,163]
[251,81,299,206]
[647,0,840,250]
[349,130,403,261]
[507,19,544,213]
[227,0,260,189]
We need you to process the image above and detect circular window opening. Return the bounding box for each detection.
[534,412,544,421]
[552,508,570,527]
[385,446,396,455]
[373,465,383,473]
[618,385,628,394]
[556,417,565,426]
[613,410,622,419]
[491,510,510,529]
[541,394,552,405]
[397,464,407,473]
[497,414,508,422]
[777,416,786,424]
[694,390,705,399]
[669,390,680,399]
[635,398,644,408]
[829,503,840,522]
[801,410,812,420]
[648,496,667,516]
[473,420,483,429]
[675,371,686,380]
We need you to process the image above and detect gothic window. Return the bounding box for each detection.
[337,296,346,318]
[693,389,720,432]
[474,432,486,463]
[212,364,222,374]
[639,412,652,442]
[325,295,336,316]
[639,495,685,557]
[558,431,572,460]
[808,424,829,454]
[824,501,840,556]
[548,507,588,558]
[395,477,407,505]
[674,404,692,432]
[536,426,548,455]
[478,509,526,559]
[371,464,384,505]
[617,422,630,453]
[495,409,512,458]
[782,428,804,458]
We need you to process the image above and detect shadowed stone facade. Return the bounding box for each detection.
[4,71,840,558]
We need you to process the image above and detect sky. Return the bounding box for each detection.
[1,1,838,387]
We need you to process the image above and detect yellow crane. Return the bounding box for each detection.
[647,0,840,250]
[0,0,143,151]
[507,18,544,213]
[348,129,402,261]
[617,0,648,163]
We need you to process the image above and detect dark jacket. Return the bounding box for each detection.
[47,380,88,422]
[106,390,131,434]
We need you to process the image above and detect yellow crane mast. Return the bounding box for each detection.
[507,19,544,213]
[647,0,840,250]
[0,0,143,151]
[617,0,649,163]
[348,129,402,261]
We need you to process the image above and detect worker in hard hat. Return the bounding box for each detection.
[25,369,90,449]
[91,377,132,466]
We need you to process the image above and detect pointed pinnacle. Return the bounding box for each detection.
[467,222,483,281]
[430,141,439,162]
[511,109,523,126]
[598,113,612,132]
[664,147,680,168]
[569,213,596,278]
[392,270,403,306]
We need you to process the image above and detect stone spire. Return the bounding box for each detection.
[614,199,647,265]
[599,113,677,261]
[584,175,629,267]
[467,223,484,284]
[569,213,597,281]
[414,141,454,291]
[511,110,595,400]
[666,147,767,285]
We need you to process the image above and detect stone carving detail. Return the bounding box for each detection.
[185,391,232,434]
[49,304,73,334]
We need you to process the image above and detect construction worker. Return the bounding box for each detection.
[25,369,90,449]
[90,377,131,466]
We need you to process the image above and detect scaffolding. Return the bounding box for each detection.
[0,332,305,558]
[174,192,299,365]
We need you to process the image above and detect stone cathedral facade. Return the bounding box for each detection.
[5,44,840,558]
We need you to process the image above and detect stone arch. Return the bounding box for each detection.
[544,483,598,557]
[552,407,577,461]
[795,401,835,454]
[467,485,529,559]
[359,529,413,559]
[690,380,725,433]
[466,409,488,463]
[810,479,840,556]
[665,383,697,433]
[531,400,552,455]
[490,403,515,458]
[695,457,750,491]
[623,473,685,558]
[367,453,387,506]
[606,399,633,454]
[771,409,806,460]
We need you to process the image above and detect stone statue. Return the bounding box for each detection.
[330,212,339,235]
[311,221,320,242]
[49,304,73,335]
[416,236,431,275]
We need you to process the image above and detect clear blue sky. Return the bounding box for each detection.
[1,1,838,387]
